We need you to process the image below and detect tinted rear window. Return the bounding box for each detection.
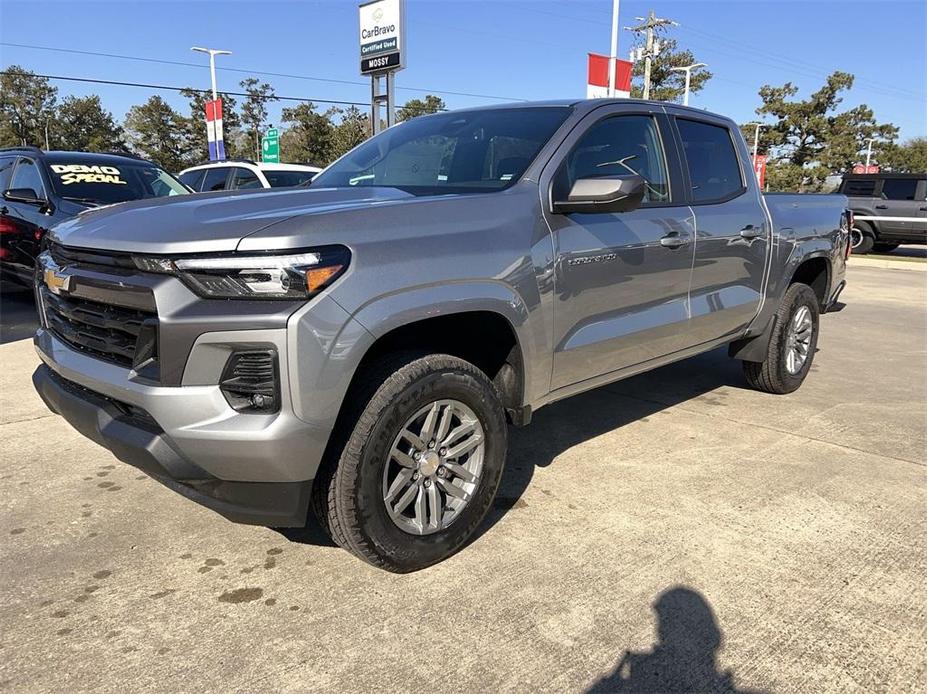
[842,179,877,196]
[179,169,206,190]
[201,167,230,192]
[676,119,744,202]
[881,178,918,201]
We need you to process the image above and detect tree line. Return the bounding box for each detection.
[2,48,923,188]
[0,65,446,173]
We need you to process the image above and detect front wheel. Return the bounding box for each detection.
[743,283,820,394]
[314,353,507,572]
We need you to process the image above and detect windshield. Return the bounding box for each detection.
[264,170,316,187]
[311,107,571,195]
[47,161,190,205]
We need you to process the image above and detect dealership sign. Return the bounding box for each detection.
[204,98,226,161]
[359,0,404,74]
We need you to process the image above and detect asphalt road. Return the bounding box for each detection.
[1,262,925,693]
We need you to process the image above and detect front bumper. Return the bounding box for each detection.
[33,364,310,526]
[33,325,329,527]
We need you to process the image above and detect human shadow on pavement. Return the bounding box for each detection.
[479,346,747,533]
[587,586,764,694]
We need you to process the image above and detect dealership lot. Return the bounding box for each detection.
[1,261,924,693]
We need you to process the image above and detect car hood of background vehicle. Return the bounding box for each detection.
[49,186,416,254]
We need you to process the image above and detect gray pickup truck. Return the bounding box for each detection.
[32,100,850,572]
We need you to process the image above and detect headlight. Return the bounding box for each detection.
[132,246,349,300]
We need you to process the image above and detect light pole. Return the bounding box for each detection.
[745,122,764,166]
[864,137,877,169]
[608,0,620,97]
[670,62,706,106]
[191,46,232,100]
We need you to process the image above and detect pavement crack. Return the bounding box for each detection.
[1,413,56,426]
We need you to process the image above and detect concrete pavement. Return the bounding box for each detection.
[1,263,925,693]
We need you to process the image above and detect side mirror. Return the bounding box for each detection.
[3,188,45,206]
[553,174,645,214]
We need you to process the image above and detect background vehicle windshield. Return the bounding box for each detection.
[46,161,189,205]
[311,107,571,195]
[264,170,316,187]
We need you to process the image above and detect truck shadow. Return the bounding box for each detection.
[0,281,40,345]
[481,346,746,532]
[585,585,765,693]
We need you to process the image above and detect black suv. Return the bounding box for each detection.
[840,173,927,254]
[0,148,189,285]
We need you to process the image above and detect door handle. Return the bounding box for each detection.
[875,204,888,209]
[660,233,688,249]
[919,206,927,211]
[739,225,764,240]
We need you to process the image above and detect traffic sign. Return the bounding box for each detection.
[262,128,279,163]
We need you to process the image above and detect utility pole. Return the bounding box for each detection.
[627,10,676,100]
[608,0,620,97]
[191,46,232,100]
[746,122,764,166]
[670,62,706,106]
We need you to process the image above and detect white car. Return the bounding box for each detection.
[178,160,322,192]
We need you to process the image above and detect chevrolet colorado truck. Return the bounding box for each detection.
[32,100,850,572]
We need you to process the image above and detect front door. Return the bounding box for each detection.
[541,107,697,390]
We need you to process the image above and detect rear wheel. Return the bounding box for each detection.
[743,283,820,394]
[850,222,875,254]
[313,353,507,573]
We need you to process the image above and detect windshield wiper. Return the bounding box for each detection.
[61,196,104,207]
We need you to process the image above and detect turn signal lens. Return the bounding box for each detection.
[306,264,344,293]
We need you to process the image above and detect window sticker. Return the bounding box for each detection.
[50,164,127,185]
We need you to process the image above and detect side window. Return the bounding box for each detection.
[178,169,206,191]
[881,178,918,201]
[0,157,16,191]
[229,167,262,190]
[557,115,670,205]
[676,119,744,203]
[201,167,230,192]
[10,158,47,198]
[842,179,876,196]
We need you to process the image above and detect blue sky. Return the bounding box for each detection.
[1,0,925,139]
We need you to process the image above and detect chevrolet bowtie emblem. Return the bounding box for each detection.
[43,263,72,295]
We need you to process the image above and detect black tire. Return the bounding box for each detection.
[850,222,875,254]
[743,283,820,395]
[312,353,507,573]
[872,242,900,254]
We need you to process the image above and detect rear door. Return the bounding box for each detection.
[877,177,921,238]
[541,104,697,390]
[201,166,232,192]
[670,112,769,343]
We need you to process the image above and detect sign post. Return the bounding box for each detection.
[359,0,405,134]
[262,127,279,163]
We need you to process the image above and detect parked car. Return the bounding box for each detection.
[839,172,927,253]
[32,100,850,572]
[177,160,321,192]
[0,148,189,286]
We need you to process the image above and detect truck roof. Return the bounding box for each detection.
[439,98,735,121]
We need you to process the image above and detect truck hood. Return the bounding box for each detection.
[49,186,415,254]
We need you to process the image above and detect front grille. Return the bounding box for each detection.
[42,287,158,369]
[49,243,137,273]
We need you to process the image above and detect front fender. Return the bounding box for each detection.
[348,280,546,405]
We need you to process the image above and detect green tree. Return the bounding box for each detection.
[878,137,927,173]
[330,106,371,161]
[52,95,126,152]
[123,96,188,172]
[280,102,336,165]
[239,78,278,160]
[630,38,712,103]
[396,95,445,122]
[746,71,898,190]
[0,65,58,147]
[179,88,242,161]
